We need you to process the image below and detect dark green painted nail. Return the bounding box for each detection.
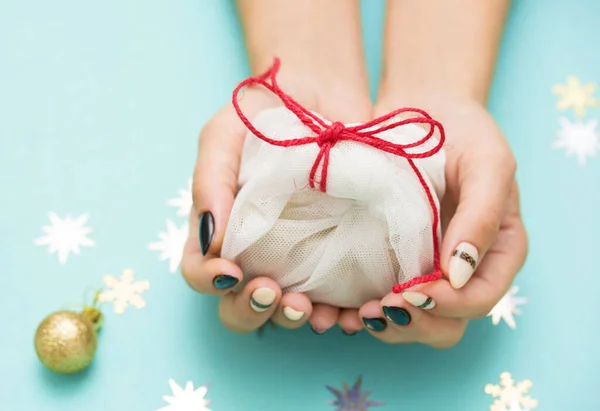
[199,211,214,256]
[383,306,412,326]
[362,317,387,332]
[212,275,239,290]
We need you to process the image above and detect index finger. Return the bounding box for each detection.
[405,183,527,319]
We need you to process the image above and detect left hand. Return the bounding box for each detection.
[334,95,528,347]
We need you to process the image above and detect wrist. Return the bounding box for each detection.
[237,0,370,121]
[379,60,489,108]
[249,56,372,123]
[379,0,510,108]
[376,83,484,117]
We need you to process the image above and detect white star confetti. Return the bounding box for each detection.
[156,379,211,411]
[485,372,538,411]
[167,179,193,217]
[148,219,189,273]
[34,212,95,264]
[98,268,150,314]
[553,117,599,166]
[553,76,597,117]
[488,286,528,329]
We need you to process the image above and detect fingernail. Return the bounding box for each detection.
[402,291,436,310]
[212,274,239,290]
[449,242,479,289]
[342,329,358,336]
[310,325,325,335]
[362,317,387,332]
[383,306,412,326]
[250,287,277,312]
[283,306,305,321]
[199,211,214,256]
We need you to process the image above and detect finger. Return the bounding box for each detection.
[181,213,244,296]
[442,147,516,289]
[405,185,528,319]
[411,214,527,319]
[192,90,280,257]
[379,293,468,348]
[192,105,246,258]
[270,293,313,329]
[309,304,340,335]
[338,308,362,336]
[218,277,282,333]
[359,298,467,347]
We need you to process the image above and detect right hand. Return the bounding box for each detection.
[180,72,372,334]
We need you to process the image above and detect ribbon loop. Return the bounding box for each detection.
[231,58,446,287]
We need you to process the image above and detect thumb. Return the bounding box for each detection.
[193,105,246,257]
[193,91,275,256]
[441,153,516,289]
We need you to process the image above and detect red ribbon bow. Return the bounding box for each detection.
[232,58,446,293]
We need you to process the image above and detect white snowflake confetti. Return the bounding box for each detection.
[148,219,189,273]
[34,212,95,264]
[167,179,193,217]
[488,286,528,329]
[485,372,538,411]
[553,117,599,166]
[98,268,150,314]
[156,379,211,411]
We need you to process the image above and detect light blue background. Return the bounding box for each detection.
[1,1,599,410]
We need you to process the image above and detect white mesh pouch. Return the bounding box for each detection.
[222,106,446,308]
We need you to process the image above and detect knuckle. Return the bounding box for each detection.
[218,305,253,334]
[382,328,414,344]
[504,153,517,176]
[477,208,503,235]
[468,298,497,320]
[464,278,509,320]
[430,322,468,349]
[191,182,206,212]
[179,252,197,286]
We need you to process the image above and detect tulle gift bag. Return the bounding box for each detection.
[221,59,446,308]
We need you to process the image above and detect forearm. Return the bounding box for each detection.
[379,0,510,105]
[236,0,370,111]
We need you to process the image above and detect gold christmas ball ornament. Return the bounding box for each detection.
[34,300,103,374]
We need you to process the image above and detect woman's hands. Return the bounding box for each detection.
[337,0,526,347]
[181,0,526,347]
[345,95,527,347]
[180,0,373,336]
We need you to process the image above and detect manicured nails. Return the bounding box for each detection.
[199,211,214,256]
[362,317,387,332]
[283,306,304,321]
[449,242,479,289]
[310,325,325,335]
[402,291,436,310]
[250,287,277,312]
[383,306,412,326]
[212,274,239,290]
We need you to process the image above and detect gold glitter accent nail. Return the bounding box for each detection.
[452,249,476,268]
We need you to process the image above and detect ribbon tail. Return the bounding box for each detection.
[308,148,326,190]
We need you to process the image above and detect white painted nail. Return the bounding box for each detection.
[283,306,305,321]
[402,291,436,310]
[250,287,277,312]
[449,242,479,289]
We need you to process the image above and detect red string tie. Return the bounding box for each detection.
[232,58,447,293]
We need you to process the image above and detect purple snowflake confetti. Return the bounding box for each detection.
[326,376,384,410]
